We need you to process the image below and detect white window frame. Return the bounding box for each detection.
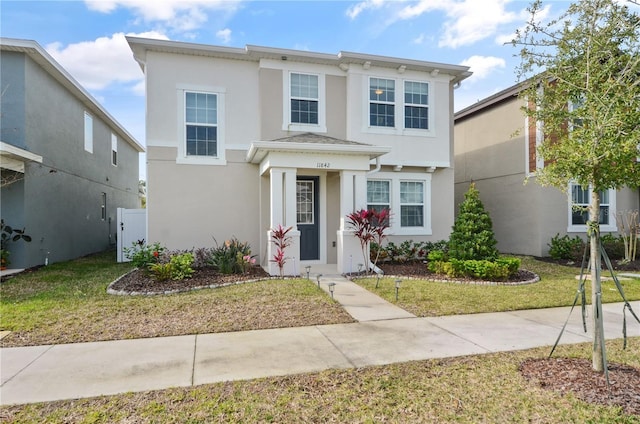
[111,132,117,166]
[364,76,434,136]
[403,81,429,130]
[367,180,391,212]
[176,85,226,165]
[367,172,432,236]
[567,183,616,233]
[84,111,93,153]
[283,71,326,133]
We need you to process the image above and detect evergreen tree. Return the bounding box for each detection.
[449,183,499,261]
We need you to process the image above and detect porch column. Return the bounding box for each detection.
[337,170,368,273]
[267,168,300,276]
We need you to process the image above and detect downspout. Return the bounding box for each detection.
[367,156,381,175]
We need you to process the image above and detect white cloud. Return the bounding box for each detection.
[46,31,168,92]
[459,55,506,81]
[413,33,425,44]
[346,0,386,20]
[216,28,232,43]
[84,0,241,32]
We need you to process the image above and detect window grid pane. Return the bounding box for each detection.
[570,184,611,226]
[296,181,314,224]
[367,180,390,211]
[370,78,395,128]
[400,181,424,227]
[185,92,218,157]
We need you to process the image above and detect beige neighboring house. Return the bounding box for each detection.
[127,37,471,275]
[454,82,639,257]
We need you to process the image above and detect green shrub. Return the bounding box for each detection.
[209,238,253,274]
[170,253,194,280]
[149,262,173,281]
[449,183,499,261]
[495,257,521,277]
[548,234,585,260]
[601,233,626,260]
[124,241,166,269]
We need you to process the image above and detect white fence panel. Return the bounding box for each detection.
[117,208,147,262]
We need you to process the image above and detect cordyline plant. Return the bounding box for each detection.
[347,208,391,274]
[270,224,293,278]
[513,0,640,373]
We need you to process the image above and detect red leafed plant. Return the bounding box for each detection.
[346,208,391,273]
[270,224,293,278]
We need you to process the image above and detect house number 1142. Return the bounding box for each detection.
[316,162,330,168]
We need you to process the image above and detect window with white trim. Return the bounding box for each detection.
[369,78,395,127]
[568,183,616,232]
[367,180,390,212]
[367,173,431,235]
[290,73,318,125]
[84,111,93,153]
[185,92,218,157]
[404,81,429,130]
[400,181,424,227]
[111,133,117,166]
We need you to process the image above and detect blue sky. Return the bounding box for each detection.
[1,0,573,178]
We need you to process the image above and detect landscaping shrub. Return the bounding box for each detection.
[124,240,166,269]
[547,234,585,261]
[601,233,626,260]
[448,183,499,261]
[209,238,253,274]
[372,239,449,264]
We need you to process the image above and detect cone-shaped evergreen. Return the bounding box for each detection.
[449,183,499,261]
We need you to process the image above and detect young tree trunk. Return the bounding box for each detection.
[590,190,605,372]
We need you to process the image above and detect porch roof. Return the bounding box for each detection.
[0,141,43,173]
[246,133,391,164]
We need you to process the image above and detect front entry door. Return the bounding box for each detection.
[297,177,319,260]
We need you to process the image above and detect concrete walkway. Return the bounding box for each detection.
[1,271,638,406]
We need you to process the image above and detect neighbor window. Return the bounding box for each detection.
[111,133,117,166]
[185,92,218,157]
[367,180,390,212]
[290,73,318,125]
[569,183,616,231]
[404,81,429,129]
[400,181,424,227]
[369,78,395,127]
[84,111,93,153]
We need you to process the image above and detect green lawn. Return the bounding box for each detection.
[356,256,640,316]
[0,251,353,347]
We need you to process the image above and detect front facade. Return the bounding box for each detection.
[454,83,639,257]
[128,37,470,274]
[1,38,144,269]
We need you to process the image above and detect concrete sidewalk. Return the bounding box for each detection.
[1,271,638,405]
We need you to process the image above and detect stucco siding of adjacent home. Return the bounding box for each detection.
[1,39,142,269]
[454,86,640,257]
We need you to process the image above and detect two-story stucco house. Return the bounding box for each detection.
[1,38,144,269]
[454,82,639,257]
[127,37,471,275]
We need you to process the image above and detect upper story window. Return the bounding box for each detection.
[284,72,326,132]
[404,81,429,130]
[84,111,93,153]
[369,78,395,127]
[185,92,218,157]
[111,133,118,166]
[568,183,616,232]
[290,73,318,125]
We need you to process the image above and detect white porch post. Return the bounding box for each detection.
[337,170,368,273]
[266,168,300,276]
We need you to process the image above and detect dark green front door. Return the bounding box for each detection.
[297,177,319,260]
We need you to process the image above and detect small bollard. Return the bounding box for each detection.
[305,265,311,280]
[395,279,402,301]
[316,274,323,288]
[328,282,336,299]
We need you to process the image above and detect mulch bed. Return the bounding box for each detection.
[108,265,271,295]
[521,357,640,416]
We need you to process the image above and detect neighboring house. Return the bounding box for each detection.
[127,37,471,275]
[454,82,639,257]
[1,38,145,269]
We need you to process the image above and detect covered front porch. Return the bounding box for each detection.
[246,133,390,276]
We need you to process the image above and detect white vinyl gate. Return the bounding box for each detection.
[117,208,147,262]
